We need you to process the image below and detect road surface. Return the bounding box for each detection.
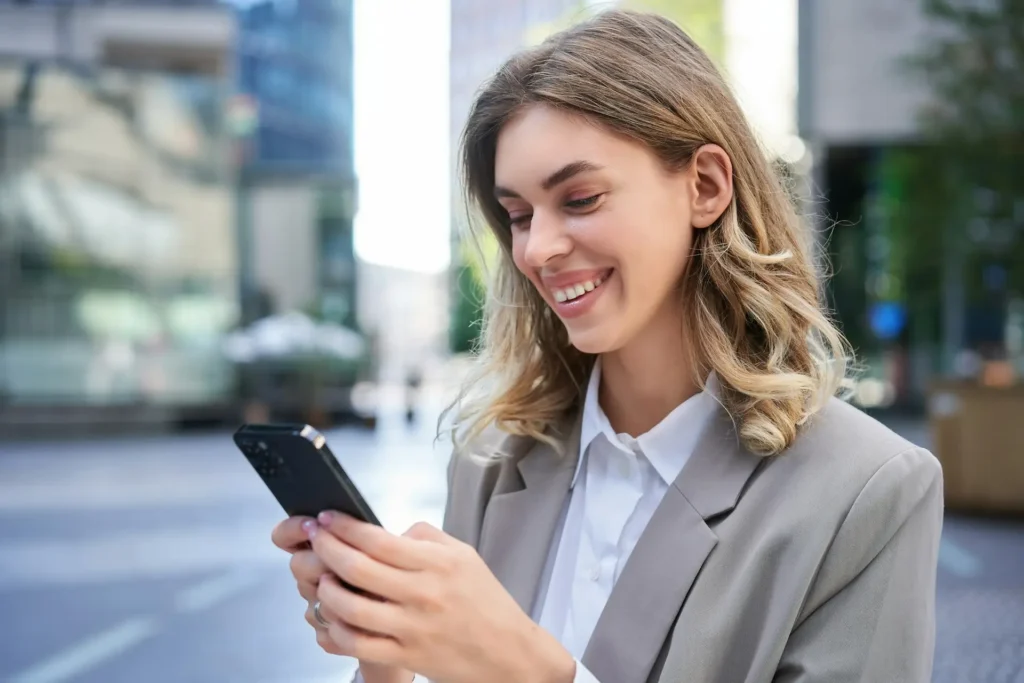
[0,411,1020,682]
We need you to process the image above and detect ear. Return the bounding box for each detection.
[687,144,733,229]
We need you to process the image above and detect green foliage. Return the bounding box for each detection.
[450,259,485,354]
[904,0,1024,295]
[448,208,499,354]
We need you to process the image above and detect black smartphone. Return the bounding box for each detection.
[233,423,381,526]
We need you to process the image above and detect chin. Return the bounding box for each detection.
[565,325,625,356]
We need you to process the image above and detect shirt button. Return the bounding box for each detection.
[589,565,601,581]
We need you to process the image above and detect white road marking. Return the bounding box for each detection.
[174,567,265,614]
[0,473,265,511]
[0,525,283,589]
[0,494,446,590]
[9,616,159,683]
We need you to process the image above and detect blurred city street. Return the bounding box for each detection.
[0,402,452,683]
[1,0,1022,681]
[0,405,1020,683]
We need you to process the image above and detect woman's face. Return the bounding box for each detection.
[494,104,731,355]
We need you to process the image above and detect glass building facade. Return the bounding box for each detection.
[0,61,239,411]
[0,0,359,420]
[236,0,354,178]
[234,0,358,330]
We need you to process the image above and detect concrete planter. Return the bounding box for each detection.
[929,380,1024,515]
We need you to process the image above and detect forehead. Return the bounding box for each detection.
[494,105,636,188]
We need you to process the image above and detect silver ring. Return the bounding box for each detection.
[313,600,329,628]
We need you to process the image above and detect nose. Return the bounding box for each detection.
[522,210,572,268]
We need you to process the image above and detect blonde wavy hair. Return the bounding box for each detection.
[444,9,852,457]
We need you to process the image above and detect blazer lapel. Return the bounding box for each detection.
[477,412,582,614]
[581,407,764,683]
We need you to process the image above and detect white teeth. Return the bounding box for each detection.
[552,273,607,303]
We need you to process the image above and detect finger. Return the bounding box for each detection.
[326,615,406,667]
[307,593,360,634]
[304,600,328,631]
[316,628,346,656]
[310,531,413,603]
[289,549,328,585]
[319,574,409,640]
[316,512,436,570]
[297,579,318,603]
[305,602,349,655]
[402,521,457,546]
[272,516,316,553]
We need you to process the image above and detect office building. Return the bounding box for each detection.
[0,0,238,430]
[232,0,358,329]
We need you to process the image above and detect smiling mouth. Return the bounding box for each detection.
[551,270,612,303]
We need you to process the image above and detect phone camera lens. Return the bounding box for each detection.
[241,439,287,479]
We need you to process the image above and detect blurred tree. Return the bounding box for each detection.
[450,248,485,354]
[898,0,1024,360]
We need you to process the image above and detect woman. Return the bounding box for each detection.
[272,10,943,683]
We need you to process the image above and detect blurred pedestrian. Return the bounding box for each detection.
[273,9,943,683]
[404,367,422,425]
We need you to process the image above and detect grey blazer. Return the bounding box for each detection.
[443,398,944,683]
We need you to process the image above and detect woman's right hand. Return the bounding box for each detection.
[271,516,414,683]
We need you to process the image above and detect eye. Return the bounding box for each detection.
[565,194,603,210]
[508,213,532,229]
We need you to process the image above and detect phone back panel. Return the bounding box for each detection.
[233,423,380,525]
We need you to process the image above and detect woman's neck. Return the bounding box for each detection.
[598,312,699,438]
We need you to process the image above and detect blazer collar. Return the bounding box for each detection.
[477,401,764,683]
[476,409,583,614]
[581,404,764,683]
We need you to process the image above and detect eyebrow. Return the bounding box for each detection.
[494,160,603,199]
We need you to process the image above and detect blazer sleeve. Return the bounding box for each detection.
[774,447,945,683]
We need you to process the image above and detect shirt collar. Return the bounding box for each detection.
[573,359,721,488]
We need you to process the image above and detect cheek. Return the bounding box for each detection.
[616,218,694,289]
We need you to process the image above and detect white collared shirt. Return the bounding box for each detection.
[371,363,719,683]
[533,361,720,682]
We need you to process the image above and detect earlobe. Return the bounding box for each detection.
[690,144,734,229]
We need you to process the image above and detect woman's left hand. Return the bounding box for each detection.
[306,511,575,683]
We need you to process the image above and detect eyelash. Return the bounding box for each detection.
[508,194,603,228]
[566,194,601,209]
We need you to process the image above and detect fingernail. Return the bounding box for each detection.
[302,520,318,539]
[317,511,333,526]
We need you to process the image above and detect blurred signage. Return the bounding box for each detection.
[869,301,907,341]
